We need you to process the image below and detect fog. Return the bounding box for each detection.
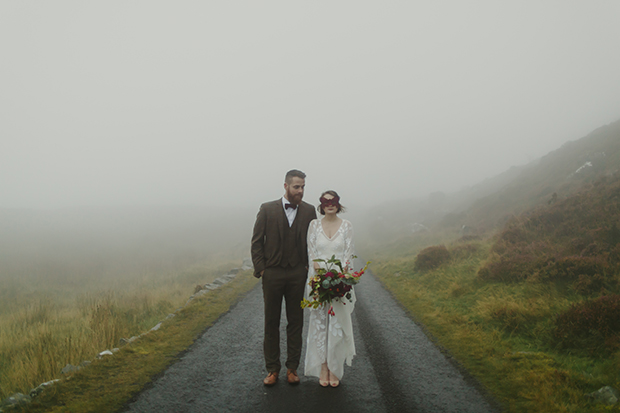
[2,2,620,218]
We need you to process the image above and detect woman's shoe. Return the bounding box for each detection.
[329,372,340,387]
[319,363,329,387]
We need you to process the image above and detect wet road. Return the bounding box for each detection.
[122,271,500,413]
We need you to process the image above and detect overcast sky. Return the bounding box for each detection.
[2,1,619,211]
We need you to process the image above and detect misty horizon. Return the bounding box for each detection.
[2,2,620,211]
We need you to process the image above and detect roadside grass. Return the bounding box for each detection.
[372,239,620,413]
[15,270,258,413]
[0,257,242,402]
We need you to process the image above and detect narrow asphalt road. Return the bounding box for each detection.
[122,271,501,413]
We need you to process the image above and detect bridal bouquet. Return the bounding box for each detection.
[301,255,370,313]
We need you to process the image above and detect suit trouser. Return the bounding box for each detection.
[262,263,306,372]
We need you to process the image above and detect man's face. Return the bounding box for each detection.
[284,177,305,205]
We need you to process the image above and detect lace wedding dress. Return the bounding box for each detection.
[304,218,356,380]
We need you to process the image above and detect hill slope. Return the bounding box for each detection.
[368,118,620,412]
[461,119,620,231]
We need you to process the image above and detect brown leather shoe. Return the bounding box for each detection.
[263,371,278,386]
[286,369,300,385]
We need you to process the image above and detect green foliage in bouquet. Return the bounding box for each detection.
[301,255,369,310]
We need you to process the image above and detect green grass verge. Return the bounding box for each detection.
[20,271,258,413]
[372,241,620,413]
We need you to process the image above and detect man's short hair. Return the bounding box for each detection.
[285,169,306,183]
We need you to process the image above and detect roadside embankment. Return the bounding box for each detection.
[0,267,258,413]
[371,237,620,412]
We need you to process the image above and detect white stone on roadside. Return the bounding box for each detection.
[29,379,61,398]
[150,322,162,331]
[61,364,80,374]
[0,393,32,408]
[97,350,114,358]
[241,257,253,270]
[119,336,139,346]
[586,386,620,405]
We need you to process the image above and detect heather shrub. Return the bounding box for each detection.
[478,178,620,287]
[498,226,530,246]
[477,254,539,282]
[578,242,606,257]
[609,243,620,265]
[554,294,620,353]
[571,273,604,294]
[449,243,479,261]
[414,245,450,272]
[607,222,620,245]
[540,256,609,281]
[525,209,565,232]
[455,235,481,243]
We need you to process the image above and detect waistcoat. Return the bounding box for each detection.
[280,212,301,268]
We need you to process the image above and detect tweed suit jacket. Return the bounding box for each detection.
[251,199,317,278]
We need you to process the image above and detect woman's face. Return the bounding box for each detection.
[321,194,339,215]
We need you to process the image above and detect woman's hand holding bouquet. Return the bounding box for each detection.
[301,255,370,313]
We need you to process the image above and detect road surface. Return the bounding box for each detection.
[122,271,500,412]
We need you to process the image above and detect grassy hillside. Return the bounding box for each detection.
[367,119,620,412]
[360,118,620,243]
[461,119,620,231]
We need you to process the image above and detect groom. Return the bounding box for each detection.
[251,169,317,386]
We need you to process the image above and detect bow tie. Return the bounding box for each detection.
[285,203,297,210]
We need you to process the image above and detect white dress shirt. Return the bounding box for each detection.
[281,197,298,227]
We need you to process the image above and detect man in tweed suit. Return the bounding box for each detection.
[251,169,317,386]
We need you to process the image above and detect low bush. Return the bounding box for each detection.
[554,294,620,353]
[570,273,605,294]
[540,256,609,281]
[477,254,540,282]
[477,176,620,289]
[497,226,531,247]
[449,243,479,261]
[414,245,450,272]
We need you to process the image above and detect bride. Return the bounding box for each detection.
[304,190,356,387]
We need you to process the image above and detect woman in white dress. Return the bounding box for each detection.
[304,190,356,387]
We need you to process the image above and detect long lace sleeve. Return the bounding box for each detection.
[307,219,320,271]
[342,220,355,272]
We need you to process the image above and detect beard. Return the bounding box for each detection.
[286,190,303,205]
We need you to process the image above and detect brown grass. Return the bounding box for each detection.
[22,271,259,413]
[0,258,240,401]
